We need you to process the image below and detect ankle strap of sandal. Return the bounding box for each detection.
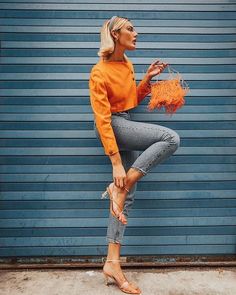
[124,187,130,193]
[112,183,130,193]
[102,258,120,262]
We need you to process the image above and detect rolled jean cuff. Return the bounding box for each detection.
[106,236,122,244]
[130,166,147,176]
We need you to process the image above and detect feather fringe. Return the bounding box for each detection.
[147,66,190,115]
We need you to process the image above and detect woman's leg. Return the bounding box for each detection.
[106,114,180,224]
[95,113,180,241]
[111,115,180,177]
[104,150,142,293]
[100,113,180,294]
[106,150,139,244]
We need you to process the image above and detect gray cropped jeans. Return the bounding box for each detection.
[93,110,180,244]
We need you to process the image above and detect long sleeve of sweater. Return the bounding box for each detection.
[136,78,152,104]
[89,68,119,156]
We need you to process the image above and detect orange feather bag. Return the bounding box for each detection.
[147,65,190,116]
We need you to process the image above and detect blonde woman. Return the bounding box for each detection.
[89,16,180,294]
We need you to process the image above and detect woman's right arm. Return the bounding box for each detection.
[89,68,127,187]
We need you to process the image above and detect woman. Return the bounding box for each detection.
[89,16,180,294]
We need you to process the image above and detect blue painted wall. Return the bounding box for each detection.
[0,0,236,258]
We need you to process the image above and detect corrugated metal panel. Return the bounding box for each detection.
[0,0,236,258]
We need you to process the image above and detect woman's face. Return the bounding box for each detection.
[116,21,138,50]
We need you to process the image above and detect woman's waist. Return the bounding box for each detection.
[111,109,132,120]
[112,110,129,115]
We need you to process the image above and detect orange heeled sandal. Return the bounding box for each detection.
[101,183,129,225]
[102,259,142,294]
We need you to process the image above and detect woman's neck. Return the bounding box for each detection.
[104,49,126,62]
[103,54,127,62]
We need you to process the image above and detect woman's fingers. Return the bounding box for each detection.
[117,179,121,188]
[117,178,126,189]
[115,178,119,188]
[153,60,163,65]
[153,63,168,75]
[158,63,168,71]
[114,177,127,189]
[153,60,168,67]
[149,60,168,73]
[152,60,160,65]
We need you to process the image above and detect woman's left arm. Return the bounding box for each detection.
[136,60,168,104]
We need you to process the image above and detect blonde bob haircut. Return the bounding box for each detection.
[98,16,130,61]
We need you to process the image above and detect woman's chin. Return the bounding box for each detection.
[127,44,136,50]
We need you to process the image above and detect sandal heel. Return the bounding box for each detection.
[101,190,109,199]
[102,272,109,285]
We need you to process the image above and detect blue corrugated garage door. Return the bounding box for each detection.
[0,0,236,259]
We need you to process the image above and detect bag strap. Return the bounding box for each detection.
[167,65,190,92]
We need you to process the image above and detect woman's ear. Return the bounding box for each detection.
[111,30,119,41]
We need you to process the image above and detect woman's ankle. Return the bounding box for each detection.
[104,259,121,268]
[115,184,129,196]
[106,257,120,261]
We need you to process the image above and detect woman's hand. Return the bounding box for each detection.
[146,60,169,80]
[112,164,127,188]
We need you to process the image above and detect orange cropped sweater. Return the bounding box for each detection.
[89,57,152,156]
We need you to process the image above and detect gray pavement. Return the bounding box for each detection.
[0,266,236,295]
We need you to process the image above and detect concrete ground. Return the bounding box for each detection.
[0,266,236,295]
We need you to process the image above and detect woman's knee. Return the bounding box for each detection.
[174,132,181,148]
[166,130,181,150]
